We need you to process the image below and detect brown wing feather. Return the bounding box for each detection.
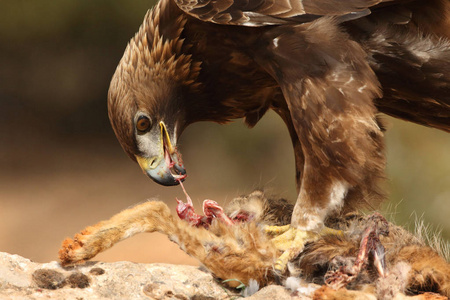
[346,0,450,132]
[371,28,450,132]
[174,0,384,26]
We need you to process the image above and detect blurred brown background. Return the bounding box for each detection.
[1,0,449,265]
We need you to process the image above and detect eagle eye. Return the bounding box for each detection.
[136,115,152,133]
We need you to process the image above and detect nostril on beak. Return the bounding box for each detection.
[149,157,158,168]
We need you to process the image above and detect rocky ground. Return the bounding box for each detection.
[1,251,448,300]
[0,251,308,299]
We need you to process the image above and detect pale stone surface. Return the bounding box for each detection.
[1,252,442,300]
[0,251,312,300]
[0,252,231,299]
[247,285,298,300]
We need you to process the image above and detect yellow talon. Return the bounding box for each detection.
[270,228,297,251]
[319,226,344,237]
[267,225,345,273]
[274,249,295,272]
[264,224,290,235]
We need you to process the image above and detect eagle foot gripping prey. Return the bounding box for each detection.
[59,190,450,297]
[266,224,344,273]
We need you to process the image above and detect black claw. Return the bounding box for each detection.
[273,270,284,286]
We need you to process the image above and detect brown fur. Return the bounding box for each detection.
[59,200,278,288]
[298,214,450,297]
[59,191,450,297]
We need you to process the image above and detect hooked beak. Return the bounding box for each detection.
[135,122,186,186]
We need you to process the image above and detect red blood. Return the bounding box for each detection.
[175,180,234,228]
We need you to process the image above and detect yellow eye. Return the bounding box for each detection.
[136,116,152,133]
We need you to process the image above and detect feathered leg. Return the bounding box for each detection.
[254,17,385,273]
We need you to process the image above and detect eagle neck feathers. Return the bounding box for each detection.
[122,0,201,92]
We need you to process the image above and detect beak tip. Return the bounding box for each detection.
[144,165,187,186]
[148,173,184,186]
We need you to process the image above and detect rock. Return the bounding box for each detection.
[65,272,90,289]
[32,269,66,290]
[0,252,444,299]
[0,252,233,299]
[246,285,296,300]
[0,251,321,299]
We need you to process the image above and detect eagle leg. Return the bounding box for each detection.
[254,19,385,274]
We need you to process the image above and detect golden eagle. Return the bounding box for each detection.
[107,0,450,272]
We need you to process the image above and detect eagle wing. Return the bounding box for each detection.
[174,0,384,26]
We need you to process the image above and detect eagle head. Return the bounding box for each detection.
[108,65,187,186]
[107,13,201,186]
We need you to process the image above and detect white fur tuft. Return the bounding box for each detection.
[243,279,260,297]
[285,276,302,291]
[376,262,411,300]
[285,276,319,296]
